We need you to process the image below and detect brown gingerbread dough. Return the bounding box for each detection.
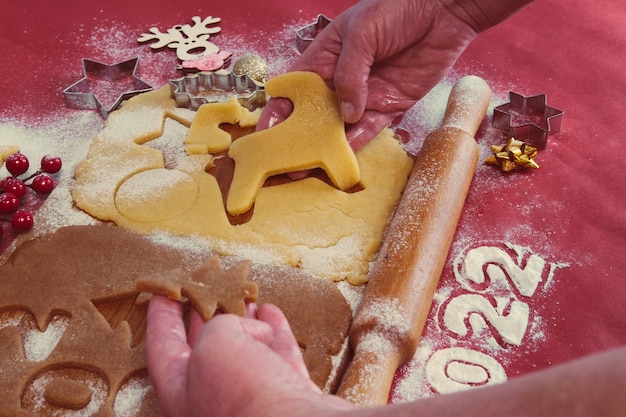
[0,225,351,416]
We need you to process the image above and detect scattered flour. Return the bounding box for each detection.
[21,368,108,417]
[391,241,568,403]
[113,378,152,417]
[23,315,70,362]
[0,14,574,416]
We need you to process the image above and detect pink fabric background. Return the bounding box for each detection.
[1,0,625,402]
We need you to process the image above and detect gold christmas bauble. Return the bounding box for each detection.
[233,53,269,84]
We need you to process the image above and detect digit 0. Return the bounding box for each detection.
[426,347,506,394]
[21,365,108,414]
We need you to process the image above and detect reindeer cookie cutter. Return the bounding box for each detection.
[169,70,266,111]
[137,16,224,61]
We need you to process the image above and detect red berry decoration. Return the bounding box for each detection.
[30,174,55,194]
[0,192,20,214]
[40,155,63,174]
[11,210,34,232]
[0,151,62,241]
[5,153,30,176]
[1,177,26,198]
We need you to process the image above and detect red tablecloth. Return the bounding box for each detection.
[1,0,625,405]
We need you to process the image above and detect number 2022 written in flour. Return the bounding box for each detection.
[407,242,568,396]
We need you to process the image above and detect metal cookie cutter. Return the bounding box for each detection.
[63,57,153,119]
[169,70,266,111]
[295,14,332,53]
[492,92,564,149]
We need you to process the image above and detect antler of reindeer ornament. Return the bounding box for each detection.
[137,16,225,62]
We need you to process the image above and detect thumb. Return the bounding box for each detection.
[332,32,374,124]
[333,19,375,124]
[256,97,293,130]
[145,296,192,415]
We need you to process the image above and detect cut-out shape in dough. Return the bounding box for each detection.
[136,256,258,320]
[71,85,414,284]
[184,95,261,154]
[44,378,93,410]
[227,71,360,216]
[0,225,352,414]
[22,366,108,414]
[92,294,148,348]
[115,168,199,223]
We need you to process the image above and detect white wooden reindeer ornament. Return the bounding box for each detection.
[137,16,223,61]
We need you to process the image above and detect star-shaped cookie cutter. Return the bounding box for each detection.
[295,14,332,53]
[63,57,153,119]
[492,92,564,149]
[169,70,266,111]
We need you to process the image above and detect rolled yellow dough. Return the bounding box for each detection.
[72,72,413,284]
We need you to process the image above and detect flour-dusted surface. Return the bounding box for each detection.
[2,0,626,414]
[70,83,413,284]
[0,225,352,415]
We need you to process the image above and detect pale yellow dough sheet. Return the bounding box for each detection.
[72,72,414,284]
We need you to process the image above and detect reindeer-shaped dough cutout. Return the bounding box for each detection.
[227,71,361,216]
[137,16,223,61]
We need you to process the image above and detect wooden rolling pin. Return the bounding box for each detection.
[336,75,491,406]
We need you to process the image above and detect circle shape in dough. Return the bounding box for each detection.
[115,169,199,223]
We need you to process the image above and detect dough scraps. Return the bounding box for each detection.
[72,72,414,284]
[0,225,352,416]
[136,256,258,320]
[184,95,261,154]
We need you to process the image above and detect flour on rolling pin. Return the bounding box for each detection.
[337,75,492,407]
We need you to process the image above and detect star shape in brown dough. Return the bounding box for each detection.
[136,256,258,320]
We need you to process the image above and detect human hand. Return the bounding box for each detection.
[145,295,356,417]
[259,0,478,151]
[258,0,531,151]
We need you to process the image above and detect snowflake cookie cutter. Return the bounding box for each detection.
[169,70,266,111]
[295,14,332,53]
[63,57,153,119]
[492,91,564,149]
